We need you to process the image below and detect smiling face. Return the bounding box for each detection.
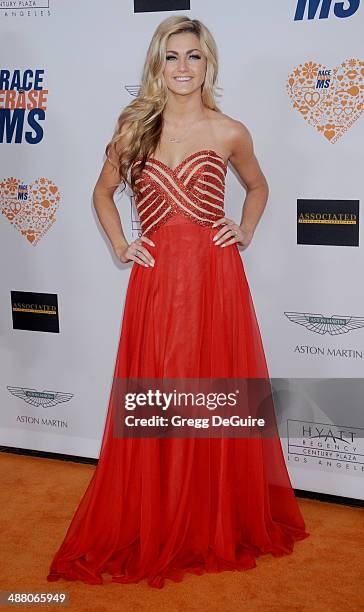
[163,31,207,96]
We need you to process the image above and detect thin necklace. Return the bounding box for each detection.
[162,116,204,143]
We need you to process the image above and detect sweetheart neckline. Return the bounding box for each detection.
[144,149,228,174]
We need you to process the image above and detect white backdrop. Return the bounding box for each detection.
[1,0,363,500]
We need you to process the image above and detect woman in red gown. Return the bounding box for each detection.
[47,16,309,589]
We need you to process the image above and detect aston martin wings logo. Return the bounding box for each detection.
[7,386,74,407]
[124,85,141,97]
[284,312,364,335]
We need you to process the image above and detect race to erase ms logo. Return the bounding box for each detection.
[0,177,61,245]
[286,58,363,143]
[294,0,360,20]
[0,69,48,144]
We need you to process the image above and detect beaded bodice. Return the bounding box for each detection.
[131,149,228,237]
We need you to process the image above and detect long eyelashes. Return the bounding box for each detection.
[166,54,201,61]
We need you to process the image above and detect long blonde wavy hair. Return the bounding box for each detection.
[105,15,222,199]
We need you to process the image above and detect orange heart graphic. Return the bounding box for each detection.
[0,177,61,244]
[287,58,363,143]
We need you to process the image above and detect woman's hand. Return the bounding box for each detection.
[212,217,254,250]
[114,236,155,267]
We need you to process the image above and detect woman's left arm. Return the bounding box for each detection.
[213,121,269,249]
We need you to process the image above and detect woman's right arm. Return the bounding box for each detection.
[93,143,130,263]
[93,140,155,267]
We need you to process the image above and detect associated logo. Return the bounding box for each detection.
[284,312,364,335]
[11,290,59,333]
[297,199,359,246]
[294,0,360,20]
[7,386,73,407]
[134,0,190,12]
[0,177,60,244]
[0,69,48,143]
[286,58,363,143]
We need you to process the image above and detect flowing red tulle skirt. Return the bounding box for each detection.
[47,213,309,589]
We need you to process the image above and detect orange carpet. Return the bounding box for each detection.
[0,452,362,611]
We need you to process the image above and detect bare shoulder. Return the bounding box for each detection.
[208,110,267,191]
[94,120,135,195]
[207,110,253,160]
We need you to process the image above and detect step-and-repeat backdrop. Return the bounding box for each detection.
[1,1,363,500]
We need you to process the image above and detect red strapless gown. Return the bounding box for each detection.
[47,150,309,589]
